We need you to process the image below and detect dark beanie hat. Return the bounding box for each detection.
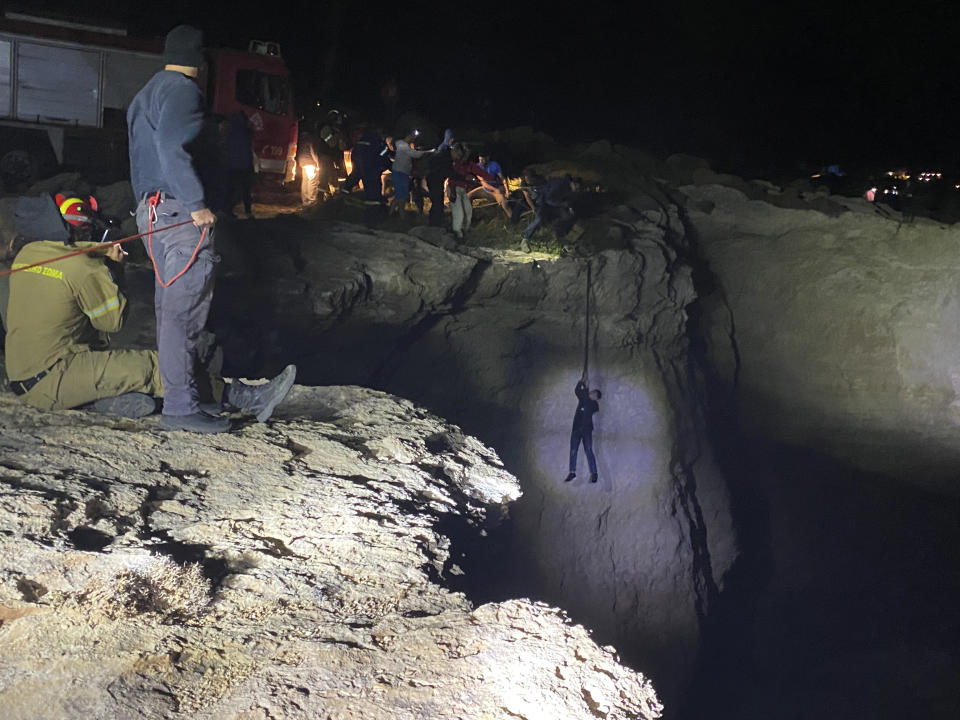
[163,25,204,68]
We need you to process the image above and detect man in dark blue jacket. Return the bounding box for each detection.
[565,375,602,483]
[349,127,392,226]
[128,26,295,433]
[128,25,224,433]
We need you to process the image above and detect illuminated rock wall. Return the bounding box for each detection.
[189,215,739,714]
[385,248,736,709]
[684,183,960,493]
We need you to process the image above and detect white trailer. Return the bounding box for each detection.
[0,11,162,186]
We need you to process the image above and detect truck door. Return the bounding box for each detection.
[0,39,10,117]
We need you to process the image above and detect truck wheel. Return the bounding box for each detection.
[0,150,38,190]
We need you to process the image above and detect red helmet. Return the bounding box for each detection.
[54,193,99,227]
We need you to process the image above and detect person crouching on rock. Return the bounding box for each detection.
[565,374,602,484]
[4,194,296,432]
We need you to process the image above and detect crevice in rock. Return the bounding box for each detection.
[431,509,525,607]
[0,471,73,503]
[673,200,742,390]
[158,461,208,483]
[67,525,115,551]
[670,458,719,624]
[369,257,492,388]
[672,201,775,718]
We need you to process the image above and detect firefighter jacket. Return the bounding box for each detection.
[5,241,127,382]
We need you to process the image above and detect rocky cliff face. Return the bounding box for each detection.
[674,176,960,718]
[0,386,661,719]
[9,149,960,717]
[682,181,960,492]
[204,211,738,710]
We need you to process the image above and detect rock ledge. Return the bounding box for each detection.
[0,385,661,719]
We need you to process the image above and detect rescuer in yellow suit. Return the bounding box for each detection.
[5,194,296,426]
[5,194,164,415]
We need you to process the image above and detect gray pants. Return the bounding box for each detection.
[137,197,217,416]
[451,186,472,234]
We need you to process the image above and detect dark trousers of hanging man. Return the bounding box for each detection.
[569,427,598,475]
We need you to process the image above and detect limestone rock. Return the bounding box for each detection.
[683,182,960,491]
[0,386,660,719]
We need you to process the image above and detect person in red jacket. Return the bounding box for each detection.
[447,144,496,240]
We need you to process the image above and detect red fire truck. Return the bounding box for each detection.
[0,11,298,189]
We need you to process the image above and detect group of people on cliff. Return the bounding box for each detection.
[298,118,581,252]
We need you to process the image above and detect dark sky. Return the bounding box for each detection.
[19,0,960,172]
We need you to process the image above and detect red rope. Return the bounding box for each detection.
[145,192,207,288]
[0,218,196,278]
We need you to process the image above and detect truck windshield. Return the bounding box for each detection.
[235,69,289,115]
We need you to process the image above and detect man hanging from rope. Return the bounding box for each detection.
[565,373,602,484]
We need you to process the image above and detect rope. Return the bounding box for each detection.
[145,193,206,288]
[583,260,591,379]
[0,219,195,278]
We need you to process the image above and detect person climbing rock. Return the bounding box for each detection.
[4,194,296,431]
[565,374,602,483]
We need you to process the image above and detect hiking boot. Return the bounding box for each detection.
[589,473,598,484]
[91,392,156,418]
[160,412,231,434]
[564,472,576,482]
[520,237,531,253]
[224,364,297,423]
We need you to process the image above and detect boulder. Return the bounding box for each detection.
[0,386,661,719]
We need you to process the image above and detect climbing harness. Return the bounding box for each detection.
[0,217,195,278]
[146,191,207,288]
